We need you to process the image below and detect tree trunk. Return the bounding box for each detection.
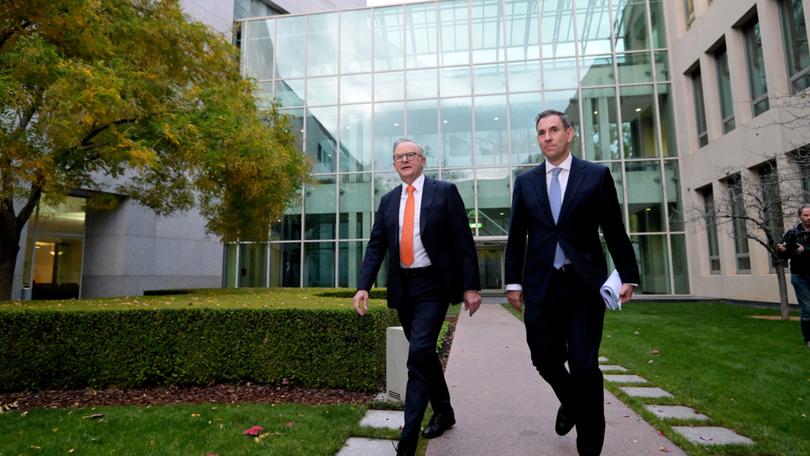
[0,237,20,301]
[774,261,791,321]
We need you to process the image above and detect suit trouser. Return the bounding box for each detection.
[396,268,451,454]
[524,266,606,456]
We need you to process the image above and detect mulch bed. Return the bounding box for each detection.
[1,316,458,412]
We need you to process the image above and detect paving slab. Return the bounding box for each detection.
[598,356,609,363]
[335,437,398,456]
[359,410,404,430]
[645,405,709,421]
[599,364,628,372]
[425,304,686,456]
[604,374,647,383]
[621,387,673,398]
[672,426,754,446]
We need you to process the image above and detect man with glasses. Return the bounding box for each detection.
[505,110,639,456]
[353,138,482,456]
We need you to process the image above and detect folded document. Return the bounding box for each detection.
[600,270,622,311]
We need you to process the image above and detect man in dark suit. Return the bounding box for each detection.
[504,110,639,456]
[353,138,482,456]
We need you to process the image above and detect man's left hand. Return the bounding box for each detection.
[619,284,635,303]
[463,290,482,317]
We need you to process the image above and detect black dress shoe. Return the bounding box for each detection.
[555,406,576,436]
[420,410,456,439]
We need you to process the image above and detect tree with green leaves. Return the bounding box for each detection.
[0,0,309,300]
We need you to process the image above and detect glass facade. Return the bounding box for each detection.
[743,18,769,116]
[779,0,810,93]
[715,44,735,133]
[232,0,687,294]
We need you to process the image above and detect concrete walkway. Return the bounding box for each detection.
[425,303,687,456]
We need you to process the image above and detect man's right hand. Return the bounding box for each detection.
[353,290,369,316]
[506,290,523,311]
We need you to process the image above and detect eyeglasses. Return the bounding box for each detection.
[393,152,421,162]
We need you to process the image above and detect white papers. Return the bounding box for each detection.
[600,270,622,311]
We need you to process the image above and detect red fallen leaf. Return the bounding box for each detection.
[242,425,264,436]
[286,421,294,428]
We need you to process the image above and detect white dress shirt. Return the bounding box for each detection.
[398,174,432,268]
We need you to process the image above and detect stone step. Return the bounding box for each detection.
[359,410,404,431]
[645,405,710,421]
[672,426,754,446]
[620,386,674,398]
[599,364,628,372]
[336,437,399,456]
[604,374,647,383]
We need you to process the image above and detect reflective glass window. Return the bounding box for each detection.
[440,66,472,98]
[631,234,671,293]
[279,107,304,153]
[307,13,339,77]
[542,58,578,90]
[476,167,511,236]
[726,175,750,272]
[715,45,735,133]
[406,2,438,69]
[743,18,769,116]
[654,51,669,81]
[374,102,405,169]
[475,95,508,166]
[340,104,372,172]
[671,233,690,293]
[375,71,405,102]
[580,54,615,86]
[307,76,338,106]
[471,0,505,63]
[442,169,475,230]
[690,68,708,147]
[305,175,336,240]
[338,241,366,288]
[649,1,667,48]
[581,87,619,161]
[625,160,665,233]
[340,74,372,104]
[619,85,658,159]
[658,84,677,157]
[616,52,652,84]
[439,1,470,66]
[540,2,576,58]
[700,186,721,273]
[473,63,507,95]
[269,242,301,287]
[340,9,373,73]
[306,106,338,173]
[271,203,302,241]
[441,97,473,167]
[374,172,402,210]
[577,0,612,56]
[509,92,543,165]
[613,0,649,52]
[244,19,274,80]
[238,243,268,287]
[406,99,439,160]
[504,0,540,61]
[375,6,405,71]
[779,0,810,93]
[507,60,541,93]
[276,79,305,108]
[544,90,582,159]
[664,160,683,231]
[339,173,372,239]
[304,242,335,286]
[256,81,274,110]
[223,244,237,288]
[406,68,438,99]
[276,16,306,79]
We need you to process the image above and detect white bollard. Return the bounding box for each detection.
[386,326,409,403]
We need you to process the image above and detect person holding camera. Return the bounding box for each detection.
[777,204,810,348]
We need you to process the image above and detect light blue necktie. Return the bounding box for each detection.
[549,167,566,269]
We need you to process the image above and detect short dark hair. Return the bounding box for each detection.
[535,109,573,130]
[798,204,810,216]
[392,137,424,155]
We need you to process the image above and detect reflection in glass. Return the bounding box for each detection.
[744,19,769,116]
[625,160,664,233]
[580,54,615,86]
[715,46,735,133]
[504,0,540,61]
[307,13,339,77]
[440,66,472,97]
[271,210,302,241]
[406,68,438,99]
[276,16,306,79]
[375,6,405,72]
[244,19,273,80]
[406,2,437,68]
[581,87,618,161]
[577,0,612,55]
[671,234,690,294]
[471,0,505,63]
[374,102,405,169]
[654,51,669,81]
[304,242,335,287]
[238,243,268,287]
[632,234,671,293]
[616,52,652,84]
[269,242,300,287]
[649,1,667,49]
[276,79,304,108]
[543,89,582,159]
[374,172,402,209]
[341,9,373,73]
[664,160,683,231]
[223,244,237,288]
[477,167,511,236]
[442,169,475,232]
[507,60,541,93]
[339,241,366,288]
[306,106,338,173]
[307,76,338,106]
[278,108,304,152]
[540,2,576,58]
[441,97,473,167]
[606,161,625,217]
[339,173,372,239]
[658,85,676,157]
[475,95,508,166]
[440,1,469,66]
[543,58,578,90]
[375,71,405,102]
[406,99,439,161]
[473,64,507,95]
[613,0,649,52]
[305,175,336,240]
[340,74,372,104]
[509,93,541,165]
[779,0,810,93]
[340,104,372,172]
[619,85,657,158]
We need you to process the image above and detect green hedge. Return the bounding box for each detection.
[0,307,399,392]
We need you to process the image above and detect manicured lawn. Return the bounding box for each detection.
[0,403,399,455]
[504,301,809,456]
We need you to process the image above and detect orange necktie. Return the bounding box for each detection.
[400,185,415,267]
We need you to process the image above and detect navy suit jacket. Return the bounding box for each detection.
[504,155,639,305]
[357,177,481,308]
